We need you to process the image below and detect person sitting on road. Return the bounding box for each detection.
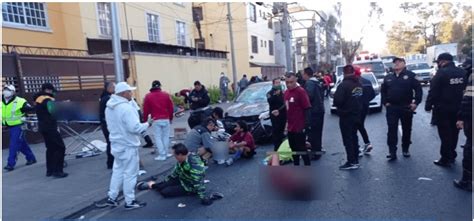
[225,121,256,166]
[211,107,225,132]
[136,143,222,205]
[184,118,217,164]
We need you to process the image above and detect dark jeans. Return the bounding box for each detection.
[462,120,472,181]
[307,112,324,153]
[101,123,114,168]
[436,112,459,162]
[357,107,370,144]
[41,129,66,174]
[339,115,359,164]
[386,106,413,154]
[270,116,286,151]
[288,131,310,166]
[152,177,189,198]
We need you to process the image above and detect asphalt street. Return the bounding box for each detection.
[79,87,472,221]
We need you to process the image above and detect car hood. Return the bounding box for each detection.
[226,102,269,117]
[411,69,432,74]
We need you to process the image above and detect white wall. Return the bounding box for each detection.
[246,3,275,64]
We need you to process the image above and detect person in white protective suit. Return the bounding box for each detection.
[100,82,153,210]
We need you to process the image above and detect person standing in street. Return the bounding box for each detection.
[219,72,230,103]
[302,67,325,160]
[143,80,174,161]
[2,84,37,171]
[425,53,466,167]
[333,65,363,170]
[188,81,210,110]
[34,83,68,178]
[381,57,422,161]
[99,82,116,169]
[354,67,376,156]
[267,78,287,151]
[453,57,472,191]
[238,75,249,95]
[284,72,312,166]
[101,82,152,210]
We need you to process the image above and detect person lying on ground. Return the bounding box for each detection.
[225,121,256,166]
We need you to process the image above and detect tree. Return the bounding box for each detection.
[460,27,473,56]
[400,2,440,52]
[341,39,362,64]
[386,21,419,55]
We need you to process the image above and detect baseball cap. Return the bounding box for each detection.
[436,53,454,63]
[151,80,161,89]
[392,57,405,63]
[41,83,57,92]
[115,82,136,94]
[3,84,15,92]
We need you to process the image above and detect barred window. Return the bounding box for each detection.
[269,40,274,55]
[251,35,258,53]
[176,21,186,46]
[147,13,160,42]
[249,3,256,22]
[2,2,48,28]
[97,2,112,36]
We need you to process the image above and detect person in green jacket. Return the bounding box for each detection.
[136,143,222,205]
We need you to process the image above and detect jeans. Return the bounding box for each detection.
[7,125,36,167]
[152,177,189,198]
[108,147,139,205]
[153,119,171,157]
[339,115,359,164]
[386,106,413,154]
[220,88,228,102]
[436,111,459,162]
[357,107,370,145]
[101,123,114,168]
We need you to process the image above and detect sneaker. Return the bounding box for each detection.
[364,143,373,153]
[166,153,173,158]
[339,162,359,170]
[95,197,119,208]
[453,179,472,192]
[138,170,147,176]
[142,143,154,148]
[26,160,37,166]
[136,181,150,191]
[154,156,167,161]
[402,151,411,158]
[225,158,234,166]
[3,166,14,171]
[433,159,451,167]
[226,101,230,103]
[124,200,147,210]
[216,160,225,165]
[358,150,364,158]
[386,154,397,161]
[52,172,69,178]
[210,192,224,200]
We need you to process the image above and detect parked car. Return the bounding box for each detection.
[353,59,389,84]
[329,72,382,114]
[223,81,286,143]
[406,62,433,84]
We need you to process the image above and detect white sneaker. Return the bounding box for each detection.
[226,101,230,103]
[154,156,166,161]
[138,170,147,176]
[225,158,234,166]
[166,153,173,158]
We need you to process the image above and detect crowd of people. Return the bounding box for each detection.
[2,52,471,211]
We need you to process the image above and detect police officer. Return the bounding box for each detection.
[453,57,472,191]
[34,83,68,178]
[2,85,37,171]
[425,53,467,167]
[267,77,287,151]
[381,57,422,161]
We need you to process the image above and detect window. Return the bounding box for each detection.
[2,2,48,29]
[264,41,267,48]
[268,18,273,29]
[176,21,186,46]
[269,40,274,55]
[260,40,263,47]
[251,35,258,53]
[259,10,262,18]
[97,2,112,36]
[249,3,256,22]
[192,6,203,21]
[147,13,160,42]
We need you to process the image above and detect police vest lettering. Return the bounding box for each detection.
[450,77,464,85]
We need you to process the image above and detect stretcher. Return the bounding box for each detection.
[23,117,103,160]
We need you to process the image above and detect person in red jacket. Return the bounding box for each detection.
[143,80,174,161]
[323,73,333,98]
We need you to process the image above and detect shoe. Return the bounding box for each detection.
[136,181,150,191]
[358,150,364,158]
[386,154,397,161]
[453,179,472,192]
[52,172,69,178]
[216,160,225,165]
[96,197,119,208]
[364,143,373,153]
[154,156,167,161]
[226,101,230,103]
[124,200,147,210]
[4,166,14,171]
[166,153,173,158]
[26,160,37,166]
[210,192,224,200]
[138,170,147,176]
[142,143,154,148]
[402,152,411,158]
[225,158,234,166]
[433,159,451,168]
[339,162,359,170]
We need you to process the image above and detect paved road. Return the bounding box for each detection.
[78,87,472,221]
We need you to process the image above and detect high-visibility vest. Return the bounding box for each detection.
[2,96,27,126]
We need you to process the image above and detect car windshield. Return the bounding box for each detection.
[356,62,385,73]
[236,83,272,103]
[384,62,394,69]
[361,74,377,85]
[406,63,430,70]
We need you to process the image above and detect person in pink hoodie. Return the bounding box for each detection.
[143,80,174,161]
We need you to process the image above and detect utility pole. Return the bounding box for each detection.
[282,2,292,72]
[111,2,124,82]
[227,3,238,91]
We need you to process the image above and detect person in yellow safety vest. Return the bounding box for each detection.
[2,84,37,171]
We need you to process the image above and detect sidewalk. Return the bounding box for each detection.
[1,103,230,221]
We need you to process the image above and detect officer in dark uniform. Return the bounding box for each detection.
[425,53,467,167]
[454,57,472,191]
[34,83,68,178]
[267,78,287,151]
[381,57,422,161]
